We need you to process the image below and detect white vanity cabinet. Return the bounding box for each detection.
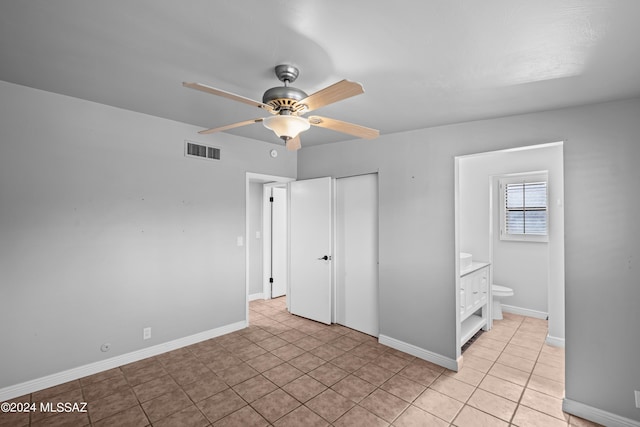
[460,262,491,347]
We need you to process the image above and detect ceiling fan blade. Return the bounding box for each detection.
[198,118,264,134]
[183,82,274,113]
[308,116,379,139]
[286,136,301,151]
[297,80,364,112]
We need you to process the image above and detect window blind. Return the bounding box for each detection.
[504,181,547,235]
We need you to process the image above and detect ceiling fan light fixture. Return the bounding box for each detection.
[263,115,310,139]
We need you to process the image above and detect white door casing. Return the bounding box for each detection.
[271,187,287,298]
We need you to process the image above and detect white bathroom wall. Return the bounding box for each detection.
[492,213,549,315]
[458,144,564,318]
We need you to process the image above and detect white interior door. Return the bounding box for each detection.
[336,174,379,336]
[271,187,287,298]
[289,177,333,324]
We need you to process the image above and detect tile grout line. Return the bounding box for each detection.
[265,304,443,426]
[513,325,570,426]
[459,315,557,427]
[507,319,547,426]
[246,305,376,426]
[471,315,525,426]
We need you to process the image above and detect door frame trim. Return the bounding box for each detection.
[262,183,288,300]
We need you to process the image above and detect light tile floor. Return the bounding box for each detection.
[1,297,603,426]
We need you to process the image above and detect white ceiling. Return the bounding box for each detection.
[2,0,640,148]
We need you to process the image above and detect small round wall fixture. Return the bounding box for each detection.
[270,149,278,158]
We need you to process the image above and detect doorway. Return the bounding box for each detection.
[454,142,565,358]
[249,173,380,336]
[245,173,294,324]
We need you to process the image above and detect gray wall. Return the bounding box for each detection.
[298,97,640,422]
[0,81,296,388]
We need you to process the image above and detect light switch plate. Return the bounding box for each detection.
[635,390,640,408]
[237,236,244,247]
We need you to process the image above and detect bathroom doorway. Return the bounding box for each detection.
[455,142,565,357]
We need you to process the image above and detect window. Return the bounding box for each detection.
[500,173,548,242]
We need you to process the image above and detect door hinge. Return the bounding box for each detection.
[269,277,274,283]
[269,197,274,202]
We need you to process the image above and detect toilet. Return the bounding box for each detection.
[492,284,514,320]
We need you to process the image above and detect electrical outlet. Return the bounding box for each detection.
[635,390,640,408]
[143,327,151,340]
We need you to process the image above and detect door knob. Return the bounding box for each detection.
[318,255,332,261]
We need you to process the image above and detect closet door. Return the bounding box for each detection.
[336,174,379,337]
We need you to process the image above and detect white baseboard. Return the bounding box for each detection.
[0,320,246,402]
[545,334,565,348]
[502,304,548,320]
[248,292,265,301]
[378,334,459,371]
[563,398,640,427]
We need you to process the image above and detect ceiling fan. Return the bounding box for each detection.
[183,64,379,151]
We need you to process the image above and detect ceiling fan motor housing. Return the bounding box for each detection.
[262,65,308,113]
[262,86,308,113]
